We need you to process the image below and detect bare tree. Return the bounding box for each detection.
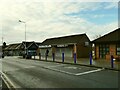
[93,34,101,39]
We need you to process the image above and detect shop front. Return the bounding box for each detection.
[55,44,73,58]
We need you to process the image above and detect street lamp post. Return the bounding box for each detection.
[19,20,27,58]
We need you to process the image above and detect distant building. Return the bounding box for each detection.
[19,41,40,56]
[4,43,21,56]
[92,28,120,60]
[3,41,41,57]
[39,33,91,58]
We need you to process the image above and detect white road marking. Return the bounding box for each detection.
[64,66,81,69]
[23,66,35,69]
[1,71,17,89]
[46,64,65,68]
[75,69,104,76]
[44,65,104,76]
[45,67,75,75]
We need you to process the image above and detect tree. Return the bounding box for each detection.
[3,42,6,48]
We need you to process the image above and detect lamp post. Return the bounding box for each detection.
[19,20,27,58]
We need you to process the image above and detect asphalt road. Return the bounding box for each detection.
[1,56,119,89]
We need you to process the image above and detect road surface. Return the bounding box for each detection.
[1,56,119,89]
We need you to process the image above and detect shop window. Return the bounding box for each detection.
[117,44,120,55]
[99,44,109,58]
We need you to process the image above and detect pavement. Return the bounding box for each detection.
[31,56,120,71]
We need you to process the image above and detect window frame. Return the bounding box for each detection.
[99,44,110,58]
[116,44,120,55]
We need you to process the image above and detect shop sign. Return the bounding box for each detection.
[39,45,51,48]
[57,44,68,47]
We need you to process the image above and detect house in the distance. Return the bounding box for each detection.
[3,41,41,58]
[39,33,91,58]
[19,41,40,57]
[4,43,21,56]
[92,28,120,60]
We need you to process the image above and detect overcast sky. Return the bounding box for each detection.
[0,0,119,45]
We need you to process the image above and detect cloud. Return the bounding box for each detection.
[0,1,118,45]
[104,2,118,9]
[86,22,118,40]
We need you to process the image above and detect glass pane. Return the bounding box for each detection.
[117,52,120,55]
[117,48,120,51]
[103,48,105,51]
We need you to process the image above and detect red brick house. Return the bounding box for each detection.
[92,28,120,60]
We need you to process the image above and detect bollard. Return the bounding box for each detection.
[52,53,55,62]
[62,53,64,63]
[74,53,76,64]
[90,52,92,65]
[111,55,114,68]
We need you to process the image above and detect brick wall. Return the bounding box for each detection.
[106,44,118,60]
[76,44,90,58]
[109,44,116,55]
[95,45,99,59]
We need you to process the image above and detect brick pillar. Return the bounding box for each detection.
[52,46,56,61]
[74,44,77,57]
[96,45,99,59]
[52,47,56,54]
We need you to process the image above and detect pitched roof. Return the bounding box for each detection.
[22,41,34,48]
[21,41,40,49]
[92,28,120,43]
[3,41,41,51]
[4,43,21,50]
[42,33,90,45]
[35,42,42,46]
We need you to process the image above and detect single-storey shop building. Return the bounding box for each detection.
[92,28,120,60]
[39,33,91,58]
